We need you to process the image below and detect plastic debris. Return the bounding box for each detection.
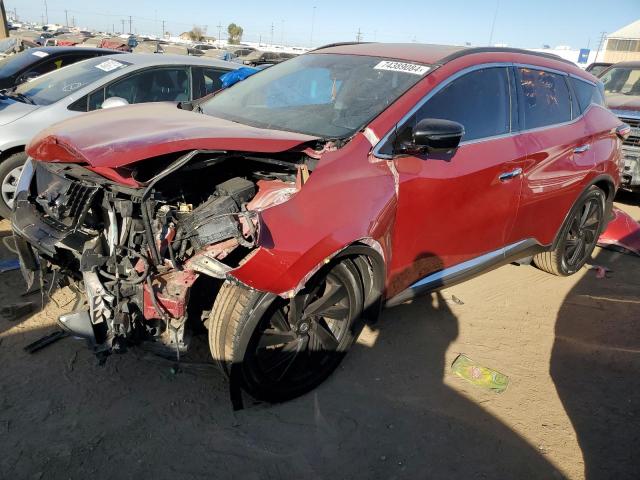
[451,354,509,393]
[220,67,259,88]
[0,301,34,321]
[589,265,612,279]
[0,258,20,273]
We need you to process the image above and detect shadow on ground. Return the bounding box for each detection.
[0,280,564,479]
[551,247,640,480]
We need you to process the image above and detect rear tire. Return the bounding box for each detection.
[533,185,606,276]
[208,259,364,402]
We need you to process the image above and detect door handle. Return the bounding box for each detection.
[574,144,591,153]
[499,168,523,181]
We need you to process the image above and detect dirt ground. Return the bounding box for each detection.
[1,197,639,480]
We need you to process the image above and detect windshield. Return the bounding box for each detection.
[201,53,430,138]
[600,66,640,99]
[13,56,130,106]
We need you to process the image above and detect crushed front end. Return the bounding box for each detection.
[12,150,309,359]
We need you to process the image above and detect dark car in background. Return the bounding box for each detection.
[0,46,123,90]
[586,62,613,77]
[598,62,640,191]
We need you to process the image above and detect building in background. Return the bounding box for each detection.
[603,19,640,63]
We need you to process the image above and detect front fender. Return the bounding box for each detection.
[230,135,396,295]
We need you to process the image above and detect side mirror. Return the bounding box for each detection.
[408,118,465,154]
[102,97,130,109]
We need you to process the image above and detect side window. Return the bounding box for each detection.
[415,67,511,142]
[105,68,190,105]
[571,77,604,113]
[202,68,226,96]
[518,68,571,129]
[88,89,105,111]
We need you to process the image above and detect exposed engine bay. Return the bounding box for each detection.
[12,149,315,359]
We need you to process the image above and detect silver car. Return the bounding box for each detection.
[0,53,239,217]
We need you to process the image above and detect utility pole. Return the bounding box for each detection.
[161,20,165,39]
[112,23,115,34]
[129,15,132,35]
[270,22,274,45]
[356,28,363,43]
[0,0,8,39]
[594,31,607,62]
[121,19,125,34]
[217,22,223,43]
[310,6,316,47]
[65,10,68,27]
[72,16,75,28]
[281,19,284,45]
[43,0,48,25]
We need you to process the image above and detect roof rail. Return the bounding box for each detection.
[438,46,575,66]
[309,41,374,53]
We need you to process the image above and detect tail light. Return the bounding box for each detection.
[616,124,631,140]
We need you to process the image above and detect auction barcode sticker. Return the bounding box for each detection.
[32,51,49,58]
[95,60,125,72]
[374,61,430,75]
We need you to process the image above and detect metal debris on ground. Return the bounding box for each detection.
[0,301,35,321]
[451,295,465,305]
[0,258,20,273]
[451,354,509,393]
[23,330,69,354]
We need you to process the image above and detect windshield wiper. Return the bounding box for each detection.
[0,90,35,105]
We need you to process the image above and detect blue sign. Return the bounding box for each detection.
[578,48,590,64]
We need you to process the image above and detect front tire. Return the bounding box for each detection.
[533,185,606,276]
[0,151,27,219]
[208,260,364,402]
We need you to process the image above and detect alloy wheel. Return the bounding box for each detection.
[1,165,24,211]
[562,196,603,272]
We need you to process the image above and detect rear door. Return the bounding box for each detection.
[388,66,525,290]
[507,66,592,246]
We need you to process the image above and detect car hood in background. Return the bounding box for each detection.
[26,103,319,168]
[0,98,39,126]
[605,93,640,113]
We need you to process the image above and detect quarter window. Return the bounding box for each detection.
[415,67,511,142]
[571,77,605,113]
[518,68,571,129]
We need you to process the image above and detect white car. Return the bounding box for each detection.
[0,53,239,217]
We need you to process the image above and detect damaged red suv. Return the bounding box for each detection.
[13,43,626,402]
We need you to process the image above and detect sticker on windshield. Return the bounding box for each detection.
[32,51,49,58]
[374,61,430,75]
[95,59,125,72]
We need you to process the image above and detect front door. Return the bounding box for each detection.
[387,66,525,295]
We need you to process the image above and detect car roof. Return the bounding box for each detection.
[604,61,640,68]
[29,46,122,55]
[311,42,575,67]
[99,53,240,69]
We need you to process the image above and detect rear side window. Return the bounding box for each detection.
[518,68,571,129]
[415,67,511,142]
[571,77,605,112]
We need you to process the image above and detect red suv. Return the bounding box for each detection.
[13,44,626,402]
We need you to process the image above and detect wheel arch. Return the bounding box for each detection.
[550,174,614,250]
[0,145,26,163]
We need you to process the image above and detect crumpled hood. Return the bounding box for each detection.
[26,102,318,168]
[0,98,39,126]
[605,93,640,112]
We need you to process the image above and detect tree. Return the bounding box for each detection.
[188,25,205,42]
[227,23,243,44]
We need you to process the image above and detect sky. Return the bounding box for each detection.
[9,0,640,50]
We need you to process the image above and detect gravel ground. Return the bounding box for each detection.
[0,197,638,480]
